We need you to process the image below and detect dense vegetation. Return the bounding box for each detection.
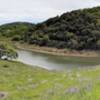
[0,60,100,100]
[0,22,33,40]
[0,7,100,50]
[0,42,18,59]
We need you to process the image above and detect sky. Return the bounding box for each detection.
[0,0,100,24]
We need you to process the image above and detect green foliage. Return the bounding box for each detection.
[0,22,34,39]
[97,40,100,49]
[0,42,18,59]
[0,7,100,50]
[12,35,21,41]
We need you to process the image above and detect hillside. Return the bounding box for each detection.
[0,22,34,38]
[0,6,100,50]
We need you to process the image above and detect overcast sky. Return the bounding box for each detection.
[0,0,100,24]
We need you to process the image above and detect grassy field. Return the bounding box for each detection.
[0,60,100,100]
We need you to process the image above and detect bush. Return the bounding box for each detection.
[12,35,21,41]
[3,65,9,68]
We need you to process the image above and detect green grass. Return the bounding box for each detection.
[0,60,100,100]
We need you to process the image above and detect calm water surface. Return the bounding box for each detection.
[17,50,100,70]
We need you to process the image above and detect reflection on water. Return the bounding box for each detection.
[17,50,100,70]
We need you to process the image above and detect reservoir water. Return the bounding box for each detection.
[17,50,100,70]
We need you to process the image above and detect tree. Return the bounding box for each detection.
[0,43,18,60]
[97,40,100,49]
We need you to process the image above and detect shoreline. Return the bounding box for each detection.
[15,43,100,58]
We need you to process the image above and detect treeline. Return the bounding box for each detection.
[0,7,100,50]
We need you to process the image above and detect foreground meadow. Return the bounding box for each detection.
[0,60,100,100]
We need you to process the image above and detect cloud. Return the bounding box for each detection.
[95,0,100,2]
[0,0,100,24]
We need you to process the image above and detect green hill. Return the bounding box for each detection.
[0,22,34,38]
[0,6,100,50]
